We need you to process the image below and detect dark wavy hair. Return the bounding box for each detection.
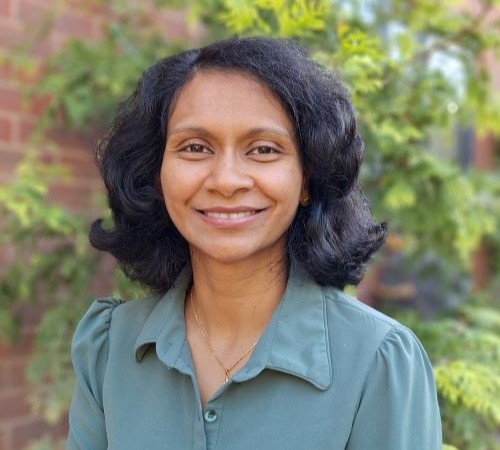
[90,36,386,293]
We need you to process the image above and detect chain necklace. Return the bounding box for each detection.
[190,288,259,384]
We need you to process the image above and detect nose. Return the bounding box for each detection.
[205,151,254,197]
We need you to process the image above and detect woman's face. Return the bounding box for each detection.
[161,70,306,266]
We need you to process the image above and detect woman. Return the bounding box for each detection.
[67,37,442,449]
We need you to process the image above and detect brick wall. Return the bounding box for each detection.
[0,1,193,448]
[0,1,110,446]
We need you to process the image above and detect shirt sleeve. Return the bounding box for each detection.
[346,325,442,450]
[66,298,123,450]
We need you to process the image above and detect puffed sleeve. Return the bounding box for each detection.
[66,299,123,450]
[346,326,442,450]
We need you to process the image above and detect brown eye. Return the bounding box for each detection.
[186,144,208,153]
[249,146,279,155]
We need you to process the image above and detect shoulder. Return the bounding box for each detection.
[72,298,124,360]
[71,296,162,394]
[73,295,160,340]
[326,291,443,448]
[321,286,429,375]
[323,286,400,339]
[72,296,162,354]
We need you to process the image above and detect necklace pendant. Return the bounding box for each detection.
[190,287,258,388]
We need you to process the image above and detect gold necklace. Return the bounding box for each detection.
[190,288,259,384]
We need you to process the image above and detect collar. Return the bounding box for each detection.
[134,264,332,391]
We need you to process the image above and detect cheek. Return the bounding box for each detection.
[159,160,181,211]
[279,166,304,203]
[160,159,204,222]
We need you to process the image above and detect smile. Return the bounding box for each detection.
[203,211,258,220]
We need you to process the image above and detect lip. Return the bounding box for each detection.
[197,206,264,213]
[195,206,266,228]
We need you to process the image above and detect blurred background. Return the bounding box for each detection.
[0,0,499,449]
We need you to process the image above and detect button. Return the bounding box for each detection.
[204,409,218,423]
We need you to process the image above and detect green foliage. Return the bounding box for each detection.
[27,436,65,450]
[213,3,500,449]
[0,151,92,311]
[7,0,185,135]
[32,27,179,133]
[0,150,142,423]
[436,361,499,424]
[193,0,500,267]
[217,0,328,37]
[398,305,500,450]
[0,151,95,420]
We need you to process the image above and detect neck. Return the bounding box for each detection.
[188,252,288,341]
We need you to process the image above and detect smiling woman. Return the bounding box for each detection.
[161,71,305,268]
[67,37,442,450]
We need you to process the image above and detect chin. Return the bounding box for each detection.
[191,242,285,266]
[199,249,257,264]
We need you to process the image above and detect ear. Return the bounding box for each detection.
[300,171,311,206]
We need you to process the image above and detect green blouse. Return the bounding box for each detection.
[67,266,442,449]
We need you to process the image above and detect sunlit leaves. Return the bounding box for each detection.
[219,0,328,37]
[0,149,144,425]
[397,303,500,449]
[436,361,500,425]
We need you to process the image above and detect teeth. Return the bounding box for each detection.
[205,211,256,219]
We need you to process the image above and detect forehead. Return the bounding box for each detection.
[167,70,294,134]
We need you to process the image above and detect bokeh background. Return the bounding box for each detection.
[0,1,499,449]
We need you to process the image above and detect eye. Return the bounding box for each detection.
[248,145,280,156]
[183,143,211,154]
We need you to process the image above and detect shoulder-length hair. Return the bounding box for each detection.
[90,36,386,293]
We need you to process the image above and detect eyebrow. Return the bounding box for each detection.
[167,125,294,141]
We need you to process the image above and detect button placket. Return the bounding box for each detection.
[202,396,226,449]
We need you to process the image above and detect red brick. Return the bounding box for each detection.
[16,117,36,142]
[53,11,93,37]
[17,0,49,24]
[46,127,93,150]
[13,303,44,328]
[10,415,68,450]
[0,147,23,175]
[0,20,22,48]
[474,134,494,171]
[90,254,115,296]
[158,9,191,40]
[0,63,13,79]
[0,359,27,390]
[472,245,491,290]
[0,0,12,17]
[63,159,100,182]
[48,181,101,212]
[0,242,15,267]
[0,85,22,113]
[0,330,33,359]
[28,95,50,116]
[51,414,69,439]
[0,427,10,450]
[10,417,50,449]
[56,148,100,178]
[0,388,31,421]
[31,36,54,58]
[68,0,111,16]
[0,116,13,141]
